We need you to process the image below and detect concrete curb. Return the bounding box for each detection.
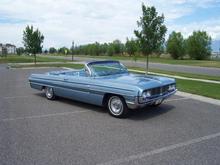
[62,67,74,70]
[176,91,220,106]
[128,69,220,84]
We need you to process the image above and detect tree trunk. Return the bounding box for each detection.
[145,54,149,74]
[34,54,36,64]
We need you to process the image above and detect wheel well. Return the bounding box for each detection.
[102,93,111,107]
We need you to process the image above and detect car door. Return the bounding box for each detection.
[56,74,90,103]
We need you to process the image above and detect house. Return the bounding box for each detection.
[0,43,7,55]
[211,52,220,59]
[0,43,16,55]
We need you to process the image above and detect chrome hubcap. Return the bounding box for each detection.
[109,96,123,115]
[45,87,53,98]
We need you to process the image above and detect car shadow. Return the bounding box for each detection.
[128,104,174,120]
[34,92,174,119]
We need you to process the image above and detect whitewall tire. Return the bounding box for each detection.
[45,87,56,100]
[107,95,129,118]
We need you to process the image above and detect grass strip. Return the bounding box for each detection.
[0,55,68,63]
[176,79,220,100]
[11,63,84,69]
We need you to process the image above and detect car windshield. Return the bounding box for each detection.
[88,61,128,76]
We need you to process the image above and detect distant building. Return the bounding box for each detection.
[0,43,16,55]
[6,44,16,54]
[211,52,220,59]
[0,43,7,55]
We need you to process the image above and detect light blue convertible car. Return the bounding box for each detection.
[29,60,176,118]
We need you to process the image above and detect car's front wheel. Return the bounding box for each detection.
[44,87,56,100]
[107,95,129,118]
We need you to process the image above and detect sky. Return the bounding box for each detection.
[0,0,220,49]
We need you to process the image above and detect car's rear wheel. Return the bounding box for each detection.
[107,95,129,118]
[45,87,56,100]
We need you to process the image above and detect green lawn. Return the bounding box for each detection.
[176,79,220,100]
[0,55,68,63]
[9,62,220,100]
[11,63,83,69]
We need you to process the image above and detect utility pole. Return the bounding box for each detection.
[71,41,74,61]
[145,54,149,75]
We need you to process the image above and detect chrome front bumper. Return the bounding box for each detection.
[126,89,177,109]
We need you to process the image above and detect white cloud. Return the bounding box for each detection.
[0,0,142,48]
[0,0,219,49]
[168,18,220,40]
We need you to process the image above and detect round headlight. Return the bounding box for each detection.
[142,91,151,98]
[168,84,175,91]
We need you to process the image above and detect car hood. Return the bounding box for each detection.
[96,73,175,89]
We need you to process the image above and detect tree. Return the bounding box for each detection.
[16,47,25,55]
[166,31,185,59]
[112,39,123,55]
[87,42,100,56]
[100,43,108,55]
[23,25,44,64]
[125,38,138,57]
[186,31,212,60]
[71,41,74,61]
[94,42,100,56]
[49,47,57,54]
[107,44,115,56]
[44,49,48,54]
[134,4,167,74]
[58,47,69,55]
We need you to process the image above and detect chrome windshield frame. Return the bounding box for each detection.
[85,61,128,77]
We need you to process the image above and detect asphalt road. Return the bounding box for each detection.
[42,55,220,76]
[1,65,220,165]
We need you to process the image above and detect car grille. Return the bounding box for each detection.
[150,85,170,96]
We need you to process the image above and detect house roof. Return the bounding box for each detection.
[6,43,16,47]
